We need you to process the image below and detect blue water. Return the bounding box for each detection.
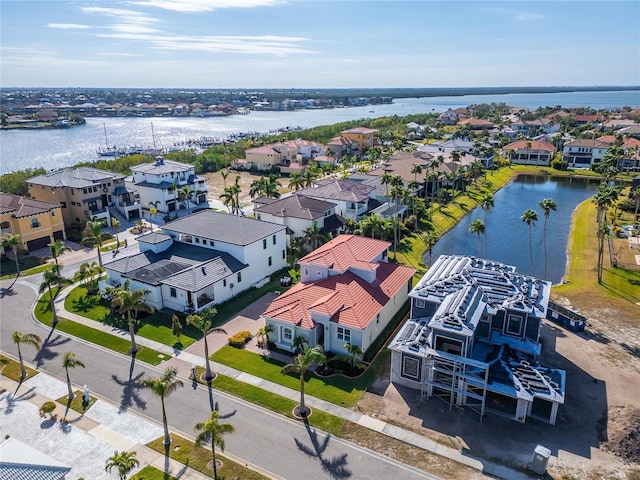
[425,175,600,284]
[1,89,638,174]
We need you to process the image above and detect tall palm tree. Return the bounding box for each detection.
[281,344,326,417]
[219,186,237,215]
[110,217,121,246]
[39,265,69,325]
[62,351,85,401]
[302,168,316,188]
[479,193,494,258]
[179,185,194,213]
[389,174,405,256]
[249,176,267,205]
[380,172,392,196]
[288,171,304,191]
[74,261,103,293]
[256,324,273,347]
[186,308,226,381]
[411,163,422,182]
[421,230,438,266]
[194,410,235,480]
[2,233,23,277]
[48,239,70,269]
[148,200,161,231]
[303,221,328,250]
[111,279,153,354]
[521,209,538,276]
[596,222,608,284]
[469,219,485,258]
[81,220,104,267]
[12,331,41,381]
[365,213,385,239]
[105,450,139,480]
[142,367,184,446]
[538,198,558,280]
[265,174,282,199]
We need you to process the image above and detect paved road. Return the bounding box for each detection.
[0,278,440,480]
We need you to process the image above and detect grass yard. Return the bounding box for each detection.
[0,354,38,382]
[147,435,270,480]
[35,288,169,365]
[0,256,50,278]
[131,465,178,480]
[54,390,97,414]
[211,345,390,408]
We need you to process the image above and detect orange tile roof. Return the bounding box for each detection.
[263,263,415,330]
[502,140,555,152]
[299,234,390,272]
[597,135,640,148]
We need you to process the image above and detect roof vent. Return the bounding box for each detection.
[155,156,164,166]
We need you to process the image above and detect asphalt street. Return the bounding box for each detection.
[0,278,441,480]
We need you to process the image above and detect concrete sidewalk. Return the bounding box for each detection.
[52,282,531,480]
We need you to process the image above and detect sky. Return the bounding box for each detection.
[1,0,639,89]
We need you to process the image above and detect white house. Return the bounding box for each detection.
[263,234,415,355]
[295,179,376,220]
[561,138,609,169]
[388,255,565,425]
[101,210,286,313]
[128,157,208,214]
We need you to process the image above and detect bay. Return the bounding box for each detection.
[1,89,638,175]
[424,175,600,284]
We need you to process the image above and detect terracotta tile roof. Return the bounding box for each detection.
[0,193,60,218]
[263,263,415,330]
[564,138,608,148]
[457,117,495,127]
[502,140,556,152]
[596,136,640,148]
[299,234,390,272]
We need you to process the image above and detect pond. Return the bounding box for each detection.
[425,175,601,284]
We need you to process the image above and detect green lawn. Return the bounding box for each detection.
[35,288,169,365]
[0,354,38,382]
[64,283,200,348]
[55,390,97,414]
[0,256,50,279]
[211,345,389,408]
[131,466,178,480]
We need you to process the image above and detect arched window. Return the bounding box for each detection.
[31,218,40,228]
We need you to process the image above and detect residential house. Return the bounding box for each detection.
[510,118,560,136]
[101,210,287,313]
[27,167,141,228]
[561,138,609,169]
[457,118,495,130]
[389,255,565,425]
[295,179,377,220]
[597,135,640,171]
[0,193,65,252]
[340,127,379,150]
[325,135,358,160]
[253,194,345,245]
[418,139,494,169]
[128,157,208,214]
[263,234,415,355]
[502,140,556,166]
[0,437,71,479]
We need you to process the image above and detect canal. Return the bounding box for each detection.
[425,175,600,284]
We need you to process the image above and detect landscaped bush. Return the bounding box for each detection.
[39,401,57,419]
[228,330,252,348]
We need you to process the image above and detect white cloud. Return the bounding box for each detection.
[99,52,144,57]
[515,12,544,21]
[81,6,161,26]
[127,0,282,13]
[48,23,92,30]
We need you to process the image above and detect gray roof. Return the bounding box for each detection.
[163,210,285,246]
[27,167,125,188]
[296,179,374,202]
[0,193,60,218]
[0,437,70,480]
[104,242,245,288]
[137,232,173,245]
[254,194,334,220]
[131,158,193,175]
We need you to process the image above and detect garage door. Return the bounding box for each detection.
[26,236,51,252]
[53,230,65,240]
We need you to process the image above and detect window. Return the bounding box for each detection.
[209,240,215,246]
[60,201,66,208]
[223,279,227,287]
[170,288,177,298]
[415,299,425,308]
[51,211,55,217]
[337,326,351,343]
[506,314,524,336]
[401,354,421,381]
[83,188,88,194]
[272,234,276,245]
[268,256,272,267]
[237,272,242,283]
[31,218,40,228]
[304,267,309,276]
[282,327,293,343]
[195,237,200,243]
[263,238,267,249]
[282,249,286,259]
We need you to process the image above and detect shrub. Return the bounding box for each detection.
[228,330,252,348]
[39,401,56,418]
[551,158,568,171]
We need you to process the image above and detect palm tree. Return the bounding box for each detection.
[110,217,121,246]
[365,213,385,239]
[2,233,23,277]
[179,185,194,213]
[48,239,70,269]
[219,186,237,215]
[74,261,103,293]
[469,219,485,258]
[111,279,153,354]
[256,324,273,347]
[142,367,184,446]
[411,163,422,182]
[62,351,85,401]
[148,200,161,231]
[220,169,229,189]
[344,342,363,370]
[389,174,405,256]
[281,344,326,417]
[380,172,392,196]
[265,174,281,199]
[302,168,316,188]
[39,265,69,325]
[288,171,304,191]
[186,308,226,381]
[105,450,140,480]
[479,193,494,258]
[421,230,438,266]
[249,176,267,206]
[194,410,235,480]
[12,331,41,381]
[521,209,538,276]
[303,221,328,250]
[538,198,558,280]
[81,219,104,267]
[596,222,608,284]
